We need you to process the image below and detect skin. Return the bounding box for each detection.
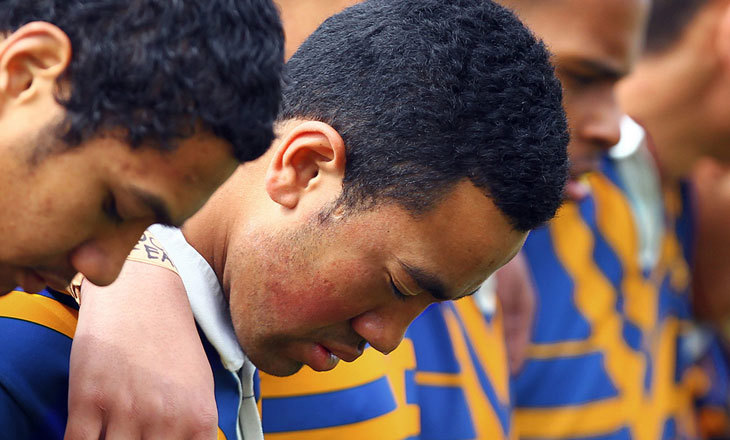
[617,0,730,180]
[72,118,527,437]
[505,0,649,199]
[274,0,360,59]
[492,0,649,378]
[0,22,238,294]
[617,0,730,336]
[67,262,218,440]
[185,120,527,376]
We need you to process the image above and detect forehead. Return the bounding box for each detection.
[527,0,649,71]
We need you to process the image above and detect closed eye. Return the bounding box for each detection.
[103,193,123,224]
[389,278,408,302]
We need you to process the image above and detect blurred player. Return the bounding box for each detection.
[499,0,672,439]
[618,0,730,436]
[0,0,284,294]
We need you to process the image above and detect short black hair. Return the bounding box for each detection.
[0,0,284,162]
[281,0,569,232]
[645,0,708,53]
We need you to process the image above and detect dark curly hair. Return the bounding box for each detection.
[281,0,569,232]
[0,0,284,163]
[645,0,707,54]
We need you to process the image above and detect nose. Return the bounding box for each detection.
[581,87,622,152]
[68,223,149,286]
[350,299,430,355]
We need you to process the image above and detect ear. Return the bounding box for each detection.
[0,22,71,105]
[265,121,346,209]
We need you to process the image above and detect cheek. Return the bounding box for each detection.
[1,185,98,262]
[265,265,377,327]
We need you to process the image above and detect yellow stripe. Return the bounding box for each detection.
[441,304,509,439]
[0,290,78,338]
[217,427,227,440]
[414,371,463,387]
[264,405,420,440]
[260,340,415,398]
[589,174,657,332]
[538,199,644,438]
[514,397,628,438]
[526,341,599,359]
[454,298,510,402]
[638,317,699,439]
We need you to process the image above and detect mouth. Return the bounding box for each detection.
[322,342,365,363]
[570,157,602,178]
[301,342,365,372]
[16,269,75,293]
[15,269,48,293]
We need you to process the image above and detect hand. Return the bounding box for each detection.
[495,252,536,375]
[64,260,218,440]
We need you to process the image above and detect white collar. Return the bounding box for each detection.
[147,224,246,372]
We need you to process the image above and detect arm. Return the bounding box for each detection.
[64,237,218,440]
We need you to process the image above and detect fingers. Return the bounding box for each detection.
[65,372,104,440]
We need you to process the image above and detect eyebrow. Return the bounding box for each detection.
[560,57,627,82]
[398,260,472,302]
[128,187,178,227]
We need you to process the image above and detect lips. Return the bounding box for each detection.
[15,269,46,293]
[321,343,364,363]
[16,268,75,293]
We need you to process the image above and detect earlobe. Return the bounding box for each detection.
[265,121,346,209]
[0,22,72,101]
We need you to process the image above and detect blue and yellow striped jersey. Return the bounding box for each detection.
[259,336,419,440]
[259,296,512,440]
[0,289,242,440]
[512,164,700,440]
[411,299,513,439]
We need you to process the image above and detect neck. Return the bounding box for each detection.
[180,151,274,300]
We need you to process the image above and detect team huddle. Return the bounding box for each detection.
[1,0,729,439]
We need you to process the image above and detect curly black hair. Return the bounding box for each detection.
[645,0,707,54]
[281,0,569,232]
[0,0,284,163]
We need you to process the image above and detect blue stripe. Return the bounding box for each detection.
[660,417,677,440]
[524,426,632,440]
[417,384,477,440]
[253,369,261,403]
[579,196,624,296]
[697,339,730,407]
[405,369,417,405]
[513,353,618,407]
[675,181,695,268]
[523,225,592,343]
[262,376,397,433]
[409,304,461,374]
[643,349,654,392]
[447,302,510,436]
[600,156,627,194]
[200,327,241,440]
[0,315,73,440]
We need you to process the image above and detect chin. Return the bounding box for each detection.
[249,353,304,377]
